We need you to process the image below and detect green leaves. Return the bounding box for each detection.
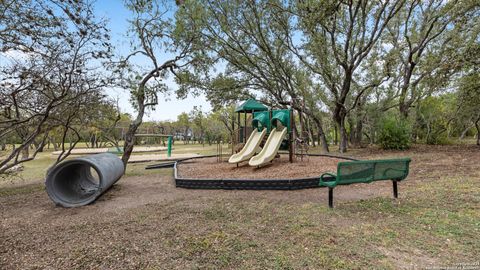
[378,117,411,150]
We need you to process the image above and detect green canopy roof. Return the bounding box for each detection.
[235,99,268,113]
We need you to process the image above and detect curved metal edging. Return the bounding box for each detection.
[173,154,358,190]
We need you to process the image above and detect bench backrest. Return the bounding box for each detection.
[336,158,411,185]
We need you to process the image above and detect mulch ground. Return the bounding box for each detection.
[177,155,344,179]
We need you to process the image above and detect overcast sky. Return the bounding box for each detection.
[95,1,212,122]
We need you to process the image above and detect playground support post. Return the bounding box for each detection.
[289,108,294,163]
[216,141,223,163]
[167,136,172,157]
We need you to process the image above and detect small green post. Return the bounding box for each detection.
[167,136,172,157]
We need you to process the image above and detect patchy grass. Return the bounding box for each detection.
[0,183,44,197]
[0,143,221,186]
[0,144,479,269]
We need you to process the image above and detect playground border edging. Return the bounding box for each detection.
[172,154,358,190]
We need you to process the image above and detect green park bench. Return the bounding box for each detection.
[319,158,411,208]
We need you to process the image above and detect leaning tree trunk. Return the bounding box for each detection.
[21,144,29,161]
[459,124,473,140]
[121,89,147,169]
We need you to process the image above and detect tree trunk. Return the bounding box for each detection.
[306,118,315,147]
[121,89,147,169]
[348,116,356,145]
[352,101,365,147]
[475,118,480,146]
[339,120,348,153]
[334,113,348,153]
[354,120,363,147]
[334,126,338,145]
[459,124,473,140]
[349,113,363,147]
[32,139,43,152]
[37,143,45,153]
[399,62,415,119]
[21,145,29,161]
[333,69,353,153]
[312,117,329,153]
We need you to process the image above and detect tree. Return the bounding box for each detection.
[176,112,191,143]
[189,106,205,145]
[383,0,479,118]
[177,0,330,152]
[117,0,202,167]
[456,73,480,146]
[296,0,404,152]
[0,0,112,174]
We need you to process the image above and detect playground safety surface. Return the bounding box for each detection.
[177,155,344,180]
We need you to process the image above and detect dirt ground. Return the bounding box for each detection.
[177,155,345,179]
[1,144,479,269]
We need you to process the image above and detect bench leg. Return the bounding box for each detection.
[392,180,398,199]
[328,187,334,208]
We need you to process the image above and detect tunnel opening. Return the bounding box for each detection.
[45,153,125,207]
[48,162,102,206]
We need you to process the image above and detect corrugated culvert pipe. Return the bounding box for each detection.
[45,153,124,207]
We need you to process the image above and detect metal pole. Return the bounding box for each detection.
[244,112,247,143]
[231,110,235,154]
[328,188,334,208]
[392,181,398,198]
[167,136,172,157]
[237,112,241,144]
[289,109,294,163]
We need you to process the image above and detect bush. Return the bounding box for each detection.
[378,118,411,150]
[425,132,450,145]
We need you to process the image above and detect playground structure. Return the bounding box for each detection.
[233,99,269,147]
[228,128,266,165]
[229,99,295,167]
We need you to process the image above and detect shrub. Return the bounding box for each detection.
[378,118,411,150]
[425,131,450,145]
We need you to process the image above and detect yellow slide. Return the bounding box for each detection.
[228,128,267,164]
[249,127,287,167]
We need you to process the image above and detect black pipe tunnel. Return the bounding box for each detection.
[45,153,125,207]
